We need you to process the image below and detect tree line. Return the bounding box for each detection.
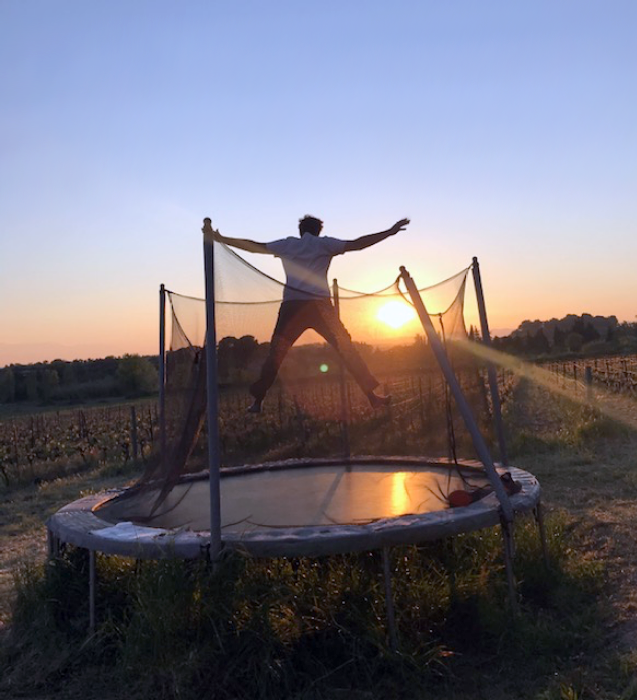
[1,333,474,408]
[4,314,635,407]
[0,355,158,405]
[493,315,637,359]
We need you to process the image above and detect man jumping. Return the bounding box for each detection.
[203,215,410,412]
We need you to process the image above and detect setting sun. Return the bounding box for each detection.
[376,301,417,329]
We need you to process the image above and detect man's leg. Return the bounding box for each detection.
[248,301,308,412]
[311,301,390,408]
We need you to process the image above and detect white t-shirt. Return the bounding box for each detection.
[266,233,347,301]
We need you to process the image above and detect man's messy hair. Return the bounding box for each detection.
[298,215,324,237]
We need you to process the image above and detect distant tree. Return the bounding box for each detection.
[71,359,88,383]
[61,363,76,385]
[468,325,481,342]
[50,359,66,379]
[583,324,600,343]
[217,336,237,379]
[493,334,522,355]
[0,368,15,403]
[617,322,637,341]
[39,368,59,402]
[552,326,566,350]
[25,372,38,401]
[234,336,259,369]
[527,329,550,356]
[571,318,586,336]
[116,355,158,397]
[569,318,598,343]
[566,332,584,353]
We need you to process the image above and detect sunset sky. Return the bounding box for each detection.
[1,1,635,366]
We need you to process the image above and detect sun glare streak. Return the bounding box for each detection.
[455,339,637,432]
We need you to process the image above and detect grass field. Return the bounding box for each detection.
[2,375,637,699]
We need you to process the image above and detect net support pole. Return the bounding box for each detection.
[159,284,167,464]
[332,279,350,459]
[399,266,514,523]
[203,221,222,560]
[471,257,509,466]
[46,528,59,559]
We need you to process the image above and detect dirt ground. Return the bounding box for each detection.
[0,470,130,630]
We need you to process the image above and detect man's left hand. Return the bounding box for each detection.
[392,218,410,234]
[202,218,220,243]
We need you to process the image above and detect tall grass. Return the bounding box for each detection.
[1,513,605,700]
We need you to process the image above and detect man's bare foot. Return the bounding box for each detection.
[368,391,391,409]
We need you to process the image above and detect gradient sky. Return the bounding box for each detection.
[1,1,635,366]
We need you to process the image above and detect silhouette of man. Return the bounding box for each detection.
[203,215,410,412]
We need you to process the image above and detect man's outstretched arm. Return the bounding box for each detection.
[202,219,271,255]
[343,218,410,252]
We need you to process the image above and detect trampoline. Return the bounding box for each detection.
[45,243,544,636]
[47,457,540,560]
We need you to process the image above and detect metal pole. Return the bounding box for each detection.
[332,279,350,459]
[203,220,222,560]
[501,520,518,613]
[159,284,167,467]
[400,266,514,523]
[89,549,96,634]
[472,257,508,466]
[46,528,58,558]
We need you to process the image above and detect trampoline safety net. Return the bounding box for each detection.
[133,239,501,517]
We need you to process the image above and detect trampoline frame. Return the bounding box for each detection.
[46,457,541,560]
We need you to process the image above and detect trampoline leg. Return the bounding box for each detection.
[46,528,59,559]
[500,521,518,613]
[89,549,96,635]
[534,501,550,567]
[382,547,398,652]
